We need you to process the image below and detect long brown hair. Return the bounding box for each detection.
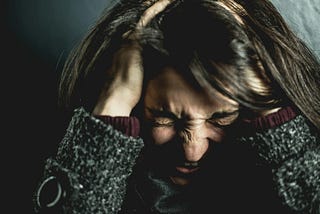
[231,0,320,128]
[58,0,320,129]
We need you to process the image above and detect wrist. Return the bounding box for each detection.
[237,115,314,166]
[93,97,133,117]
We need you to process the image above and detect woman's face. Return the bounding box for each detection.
[143,66,239,185]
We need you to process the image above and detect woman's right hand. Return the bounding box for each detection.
[93,0,174,116]
[92,41,143,116]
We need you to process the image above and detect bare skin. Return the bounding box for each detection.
[144,67,240,185]
[92,0,282,186]
[92,0,280,117]
[93,0,175,116]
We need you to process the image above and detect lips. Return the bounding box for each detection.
[175,166,200,174]
[175,161,201,174]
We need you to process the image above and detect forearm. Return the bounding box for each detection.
[275,147,320,213]
[237,114,320,213]
[34,108,144,214]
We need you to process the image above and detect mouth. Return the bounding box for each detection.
[175,164,200,174]
[170,162,201,180]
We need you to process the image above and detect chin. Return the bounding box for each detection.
[169,176,191,186]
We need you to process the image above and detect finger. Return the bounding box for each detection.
[122,0,174,42]
[137,0,174,28]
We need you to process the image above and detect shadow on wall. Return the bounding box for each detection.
[5,0,112,67]
[5,0,320,66]
[4,1,112,213]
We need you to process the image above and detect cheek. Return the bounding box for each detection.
[151,127,176,145]
[204,124,226,143]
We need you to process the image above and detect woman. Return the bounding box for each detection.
[34,0,320,213]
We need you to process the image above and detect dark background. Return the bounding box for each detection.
[3,0,319,213]
[3,0,111,212]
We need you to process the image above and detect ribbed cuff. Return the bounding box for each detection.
[243,106,298,131]
[94,115,140,138]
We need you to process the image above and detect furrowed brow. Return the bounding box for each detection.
[210,110,239,119]
[146,107,178,119]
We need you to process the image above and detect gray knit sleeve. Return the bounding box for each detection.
[237,115,320,213]
[34,107,144,214]
[276,147,320,213]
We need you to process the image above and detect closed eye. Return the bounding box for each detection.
[145,107,178,127]
[150,118,175,127]
[207,110,239,127]
[207,118,235,128]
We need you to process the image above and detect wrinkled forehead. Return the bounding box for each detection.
[145,66,239,107]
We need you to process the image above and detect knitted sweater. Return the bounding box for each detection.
[33,107,320,214]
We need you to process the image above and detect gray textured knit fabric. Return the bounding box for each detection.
[35,108,144,214]
[238,115,320,213]
[34,108,320,213]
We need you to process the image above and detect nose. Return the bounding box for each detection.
[179,129,209,162]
